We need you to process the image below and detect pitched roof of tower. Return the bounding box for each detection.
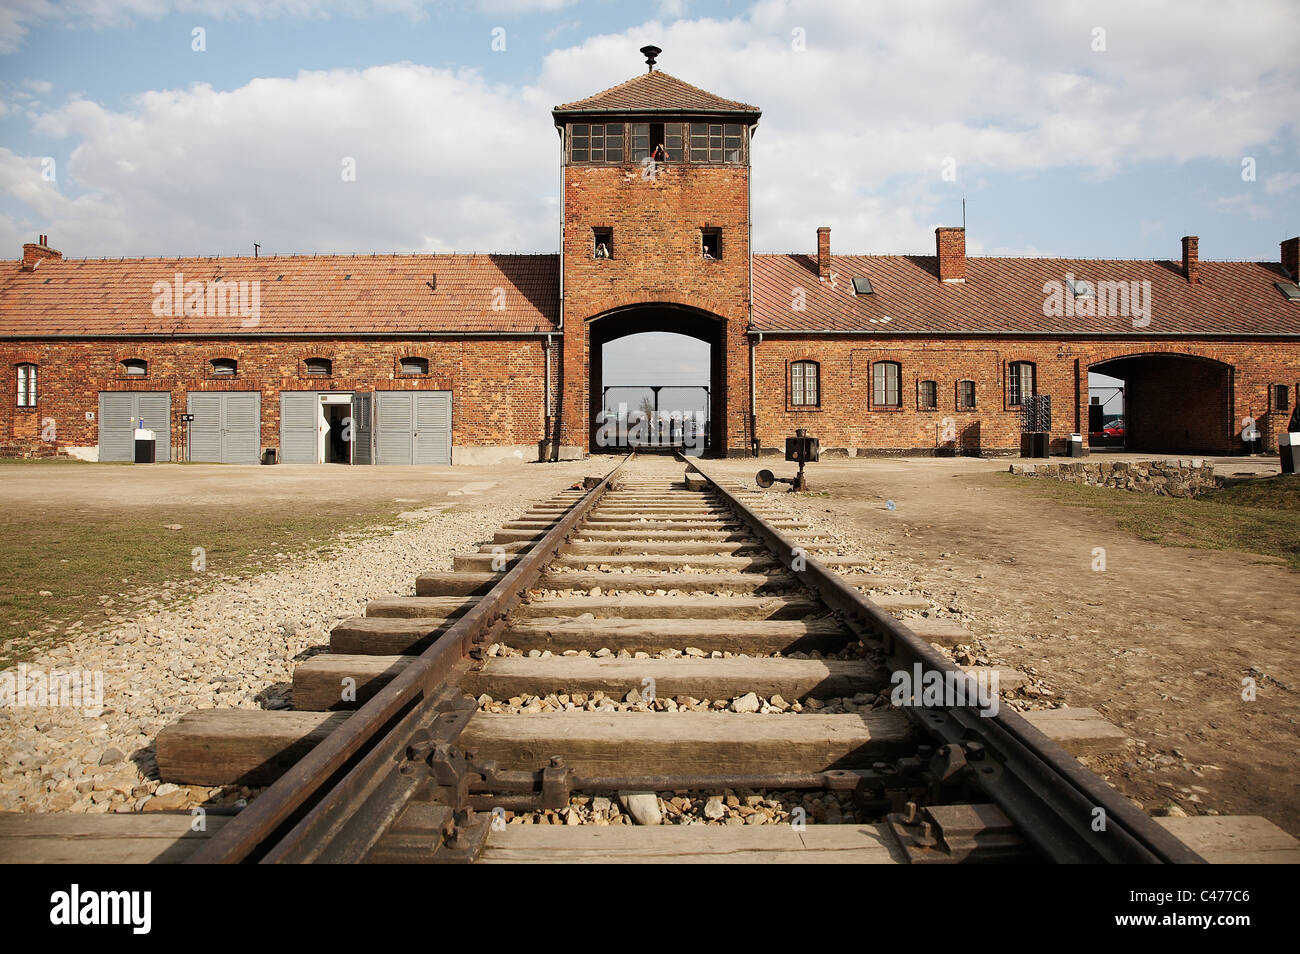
[553,69,760,117]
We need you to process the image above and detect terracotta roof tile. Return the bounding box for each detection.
[0,253,559,337]
[752,254,1300,336]
[554,70,759,116]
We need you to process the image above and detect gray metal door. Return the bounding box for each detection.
[374,391,451,465]
[414,392,451,465]
[98,392,171,462]
[375,391,413,465]
[189,392,260,463]
[280,392,318,463]
[352,392,373,465]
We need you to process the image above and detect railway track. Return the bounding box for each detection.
[139,453,1206,863]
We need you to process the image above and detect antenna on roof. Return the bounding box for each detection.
[254,242,260,258]
[962,198,966,231]
[640,45,661,71]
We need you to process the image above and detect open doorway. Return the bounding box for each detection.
[597,330,712,456]
[1089,354,1233,454]
[319,394,352,464]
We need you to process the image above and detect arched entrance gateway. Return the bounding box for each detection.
[588,305,727,455]
[1089,352,1234,454]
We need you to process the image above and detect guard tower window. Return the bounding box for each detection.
[593,228,613,259]
[702,228,722,260]
[689,123,743,163]
[570,123,624,163]
[631,123,683,162]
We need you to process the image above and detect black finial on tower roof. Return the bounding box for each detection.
[640,45,661,71]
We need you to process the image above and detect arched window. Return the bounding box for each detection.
[210,358,237,377]
[873,361,901,407]
[957,379,977,410]
[16,363,37,407]
[1008,361,1036,406]
[400,356,429,376]
[790,360,819,407]
[304,357,332,376]
[121,358,148,377]
[918,380,937,410]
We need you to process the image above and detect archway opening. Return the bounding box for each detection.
[1089,353,1233,454]
[588,305,725,456]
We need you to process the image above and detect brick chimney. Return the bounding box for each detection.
[1181,235,1199,284]
[816,226,831,279]
[1282,236,1300,280]
[22,234,62,271]
[936,227,965,283]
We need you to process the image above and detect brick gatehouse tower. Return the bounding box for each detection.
[553,46,760,456]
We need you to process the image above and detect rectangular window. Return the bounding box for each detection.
[958,380,976,410]
[664,122,683,161]
[1275,384,1291,412]
[631,122,678,161]
[918,380,937,410]
[791,361,818,407]
[17,364,37,407]
[702,228,722,260]
[603,123,624,162]
[593,227,613,259]
[723,124,742,162]
[571,123,589,163]
[1008,362,1035,406]
[873,363,900,407]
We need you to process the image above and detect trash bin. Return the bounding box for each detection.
[133,428,156,463]
[1281,432,1300,475]
[1068,433,1085,458]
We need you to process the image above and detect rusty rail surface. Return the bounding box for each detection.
[185,453,634,864]
[679,454,1204,865]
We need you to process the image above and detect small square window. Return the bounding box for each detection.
[305,357,332,376]
[702,228,722,260]
[593,228,613,260]
[121,359,148,377]
[210,358,237,376]
[852,277,874,295]
[401,357,429,375]
[1275,282,1300,301]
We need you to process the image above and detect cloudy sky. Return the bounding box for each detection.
[1,0,1297,410]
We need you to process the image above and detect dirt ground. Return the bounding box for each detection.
[697,454,1300,837]
[0,458,593,510]
[4,452,1296,837]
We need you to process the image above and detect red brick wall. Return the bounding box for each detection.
[559,161,752,454]
[0,337,549,455]
[753,336,1300,455]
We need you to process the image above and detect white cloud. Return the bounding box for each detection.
[0,1,574,53]
[1264,171,1300,195]
[2,0,1297,259]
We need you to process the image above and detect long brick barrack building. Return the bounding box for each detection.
[3,53,1299,464]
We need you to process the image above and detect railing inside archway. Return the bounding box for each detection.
[597,384,711,455]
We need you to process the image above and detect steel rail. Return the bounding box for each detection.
[680,454,1205,864]
[186,452,634,864]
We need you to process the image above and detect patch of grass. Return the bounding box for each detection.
[997,472,1300,571]
[0,499,415,667]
